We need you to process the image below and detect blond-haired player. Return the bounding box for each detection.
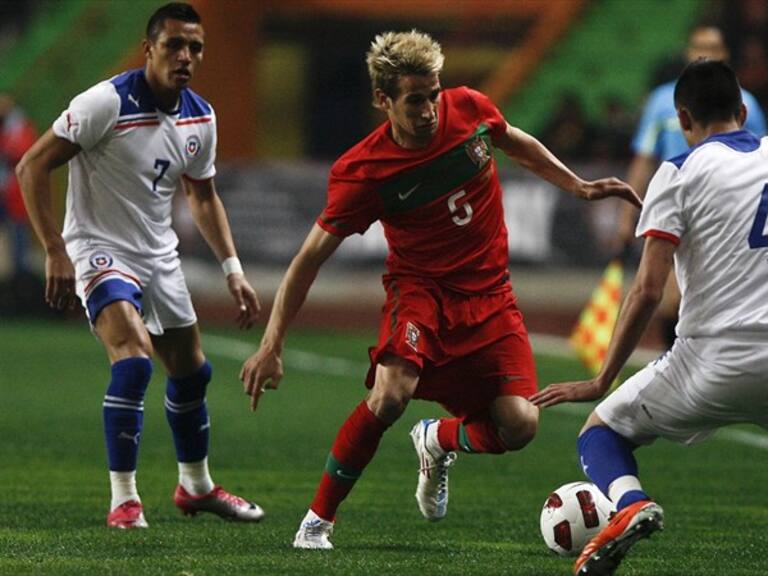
[240,29,639,549]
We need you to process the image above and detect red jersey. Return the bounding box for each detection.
[318,87,511,295]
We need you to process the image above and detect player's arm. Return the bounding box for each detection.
[15,129,81,310]
[530,236,676,407]
[495,123,642,208]
[182,176,260,329]
[240,223,343,411]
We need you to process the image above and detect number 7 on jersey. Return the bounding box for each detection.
[153,158,171,192]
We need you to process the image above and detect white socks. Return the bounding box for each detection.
[179,457,215,496]
[608,474,644,505]
[110,471,139,510]
[109,458,215,509]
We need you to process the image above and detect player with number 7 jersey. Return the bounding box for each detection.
[17,2,263,529]
[240,30,640,550]
[53,67,215,259]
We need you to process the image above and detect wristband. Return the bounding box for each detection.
[221,256,243,276]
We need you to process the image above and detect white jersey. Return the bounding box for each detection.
[637,130,768,338]
[52,68,216,258]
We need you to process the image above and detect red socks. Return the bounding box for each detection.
[310,401,390,521]
[437,413,507,454]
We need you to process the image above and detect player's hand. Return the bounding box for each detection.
[226,273,261,330]
[530,379,607,408]
[240,345,283,412]
[579,178,642,209]
[44,249,77,310]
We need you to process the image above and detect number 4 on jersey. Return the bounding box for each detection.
[748,184,768,249]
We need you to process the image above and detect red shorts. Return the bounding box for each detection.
[366,276,537,418]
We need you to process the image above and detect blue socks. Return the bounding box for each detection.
[165,361,212,463]
[577,425,650,511]
[103,357,153,471]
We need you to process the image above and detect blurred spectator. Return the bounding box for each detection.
[718,0,768,109]
[0,93,37,277]
[539,91,599,162]
[591,96,634,162]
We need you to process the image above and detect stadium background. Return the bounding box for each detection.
[2,2,768,575]
[5,0,765,345]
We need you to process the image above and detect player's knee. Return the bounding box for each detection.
[367,385,413,422]
[110,332,153,359]
[367,360,418,422]
[498,412,538,451]
[491,395,539,451]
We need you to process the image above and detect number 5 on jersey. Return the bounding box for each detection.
[448,189,473,226]
[153,158,171,192]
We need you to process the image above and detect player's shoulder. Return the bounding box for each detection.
[330,122,392,182]
[107,69,159,117]
[179,87,214,121]
[444,86,491,112]
[666,130,763,172]
[70,75,121,112]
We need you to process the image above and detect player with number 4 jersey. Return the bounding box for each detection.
[240,30,640,550]
[532,60,768,575]
[18,2,264,529]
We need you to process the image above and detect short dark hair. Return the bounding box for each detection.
[674,59,742,126]
[146,2,201,42]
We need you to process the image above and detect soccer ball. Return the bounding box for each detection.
[539,481,614,557]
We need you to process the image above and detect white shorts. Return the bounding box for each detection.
[596,336,768,446]
[70,244,197,336]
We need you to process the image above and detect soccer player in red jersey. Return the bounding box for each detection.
[240,30,641,549]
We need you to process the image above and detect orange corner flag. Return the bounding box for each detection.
[570,259,624,376]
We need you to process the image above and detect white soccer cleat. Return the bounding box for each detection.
[293,509,334,550]
[410,418,457,521]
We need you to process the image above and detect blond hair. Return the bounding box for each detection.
[366,30,444,105]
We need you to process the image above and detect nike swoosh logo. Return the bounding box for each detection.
[335,470,358,480]
[128,94,140,108]
[398,183,420,201]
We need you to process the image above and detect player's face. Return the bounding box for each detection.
[144,19,204,95]
[381,73,441,149]
[686,28,728,62]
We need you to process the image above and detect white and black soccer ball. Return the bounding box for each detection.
[539,481,615,557]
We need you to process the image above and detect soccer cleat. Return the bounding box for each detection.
[174,484,265,522]
[574,500,664,575]
[107,500,148,529]
[410,418,457,521]
[293,509,334,550]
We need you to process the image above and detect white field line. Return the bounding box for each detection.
[203,332,768,451]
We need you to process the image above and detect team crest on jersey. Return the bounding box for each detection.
[465,136,490,168]
[89,251,113,269]
[405,321,420,351]
[185,135,202,158]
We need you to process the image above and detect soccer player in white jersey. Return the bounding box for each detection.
[531,59,768,575]
[17,2,265,529]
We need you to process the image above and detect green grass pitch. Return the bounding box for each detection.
[0,320,766,575]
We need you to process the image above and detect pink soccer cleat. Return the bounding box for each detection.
[174,484,265,522]
[107,500,149,529]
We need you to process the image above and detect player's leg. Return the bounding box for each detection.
[574,412,664,576]
[427,328,538,456]
[94,300,154,529]
[151,324,263,522]
[294,355,418,549]
[573,364,667,575]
